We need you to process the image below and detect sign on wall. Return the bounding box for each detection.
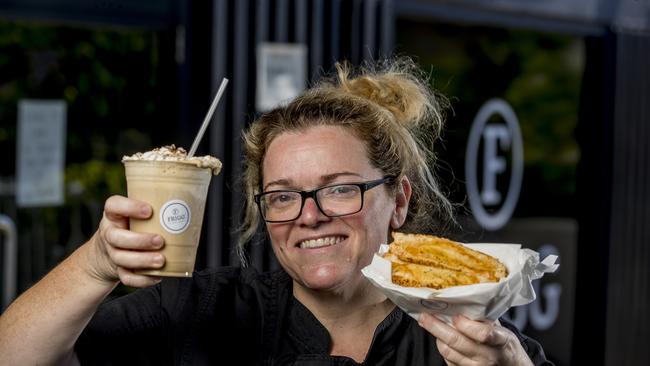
[465,98,523,231]
[16,99,67,207]
[495,217,577,366]
[256,43,307,112]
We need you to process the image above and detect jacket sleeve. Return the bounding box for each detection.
[74,284,170,366]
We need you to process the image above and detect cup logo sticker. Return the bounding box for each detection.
[160,199,191,234]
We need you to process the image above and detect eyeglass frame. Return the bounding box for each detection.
[254,175,397,223]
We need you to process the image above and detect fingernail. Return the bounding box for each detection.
[152,235,164,248]
[154,254,164,266]
[141,205,152,217]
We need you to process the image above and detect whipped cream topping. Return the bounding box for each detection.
[122,145,222,175]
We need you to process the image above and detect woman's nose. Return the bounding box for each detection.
[297,198,327,226]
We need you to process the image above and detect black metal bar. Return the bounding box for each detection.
[350,0,363,64]
[256,0,269,44]
[380,0,394,58]
[310,0,324,79]
[295,0,308,44]
[275,0,288,42]
[363,0,376,61]
[572,32,616,366]
[0,0,176,29]
[207,0,229,268]
[330,0,342,62]
[229,0,249,265]
[604,32,650,366]
[393,0,605,36]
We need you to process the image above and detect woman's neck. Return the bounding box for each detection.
[292,279,395,362]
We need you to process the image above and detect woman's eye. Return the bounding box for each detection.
[269,193,296,205]
[334,186,352,194]
[326,185,357,196]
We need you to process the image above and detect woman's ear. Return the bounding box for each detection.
[390,175,412,229]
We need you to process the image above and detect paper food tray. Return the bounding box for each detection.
[361,243,559,323]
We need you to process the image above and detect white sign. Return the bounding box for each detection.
[465,99,523,230]
[256,43,307,112]
[16,100,67,207]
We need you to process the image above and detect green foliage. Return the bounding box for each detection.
[0,20,175,175]
[0,20,176,281]
[66,160,126,201]
[396,21,584,215]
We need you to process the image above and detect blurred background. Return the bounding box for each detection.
[0,1,648,365]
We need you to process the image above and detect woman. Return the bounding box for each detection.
[0,59,551,365]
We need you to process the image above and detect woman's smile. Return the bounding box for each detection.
[297,235,347,249]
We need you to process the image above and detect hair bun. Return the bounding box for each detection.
[335,60,441,134]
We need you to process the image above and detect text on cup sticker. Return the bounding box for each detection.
[160,199,192,234]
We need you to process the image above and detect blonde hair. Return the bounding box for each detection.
[239,57,454,262]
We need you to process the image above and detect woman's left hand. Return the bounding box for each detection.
[418,313,534,366]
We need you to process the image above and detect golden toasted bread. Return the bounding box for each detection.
[384,232,508,289]
[391,261,483,289]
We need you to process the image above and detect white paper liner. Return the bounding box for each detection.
[361,243,559,324]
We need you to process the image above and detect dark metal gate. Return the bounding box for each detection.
[205,0,395,270]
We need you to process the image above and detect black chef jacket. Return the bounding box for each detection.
[75,266,553,365]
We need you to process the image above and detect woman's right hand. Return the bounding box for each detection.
[86,195,165,288]
[0,195,164,364]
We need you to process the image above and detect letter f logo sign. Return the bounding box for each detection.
[481,125,510,206]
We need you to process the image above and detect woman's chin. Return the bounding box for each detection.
[298,265,352,291]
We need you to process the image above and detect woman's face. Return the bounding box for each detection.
[261,125,410,293]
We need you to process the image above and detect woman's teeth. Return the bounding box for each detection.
[299,236,344,249]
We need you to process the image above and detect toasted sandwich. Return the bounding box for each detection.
[384,232,508,289]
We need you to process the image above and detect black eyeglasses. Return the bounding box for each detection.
[254,176,396,223]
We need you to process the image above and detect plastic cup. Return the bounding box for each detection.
[123,160,213,277]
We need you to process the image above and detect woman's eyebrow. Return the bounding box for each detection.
[263,179,291,191]
[262,172,363,191]
[321,172,363,183]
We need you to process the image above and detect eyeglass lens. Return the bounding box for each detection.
[260,184,363,222]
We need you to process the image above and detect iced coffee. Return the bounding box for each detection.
[122,145,222,277]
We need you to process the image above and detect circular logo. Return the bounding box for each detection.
[465,99,523,231]
[420,299,449,311]
[159,199,191,234]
